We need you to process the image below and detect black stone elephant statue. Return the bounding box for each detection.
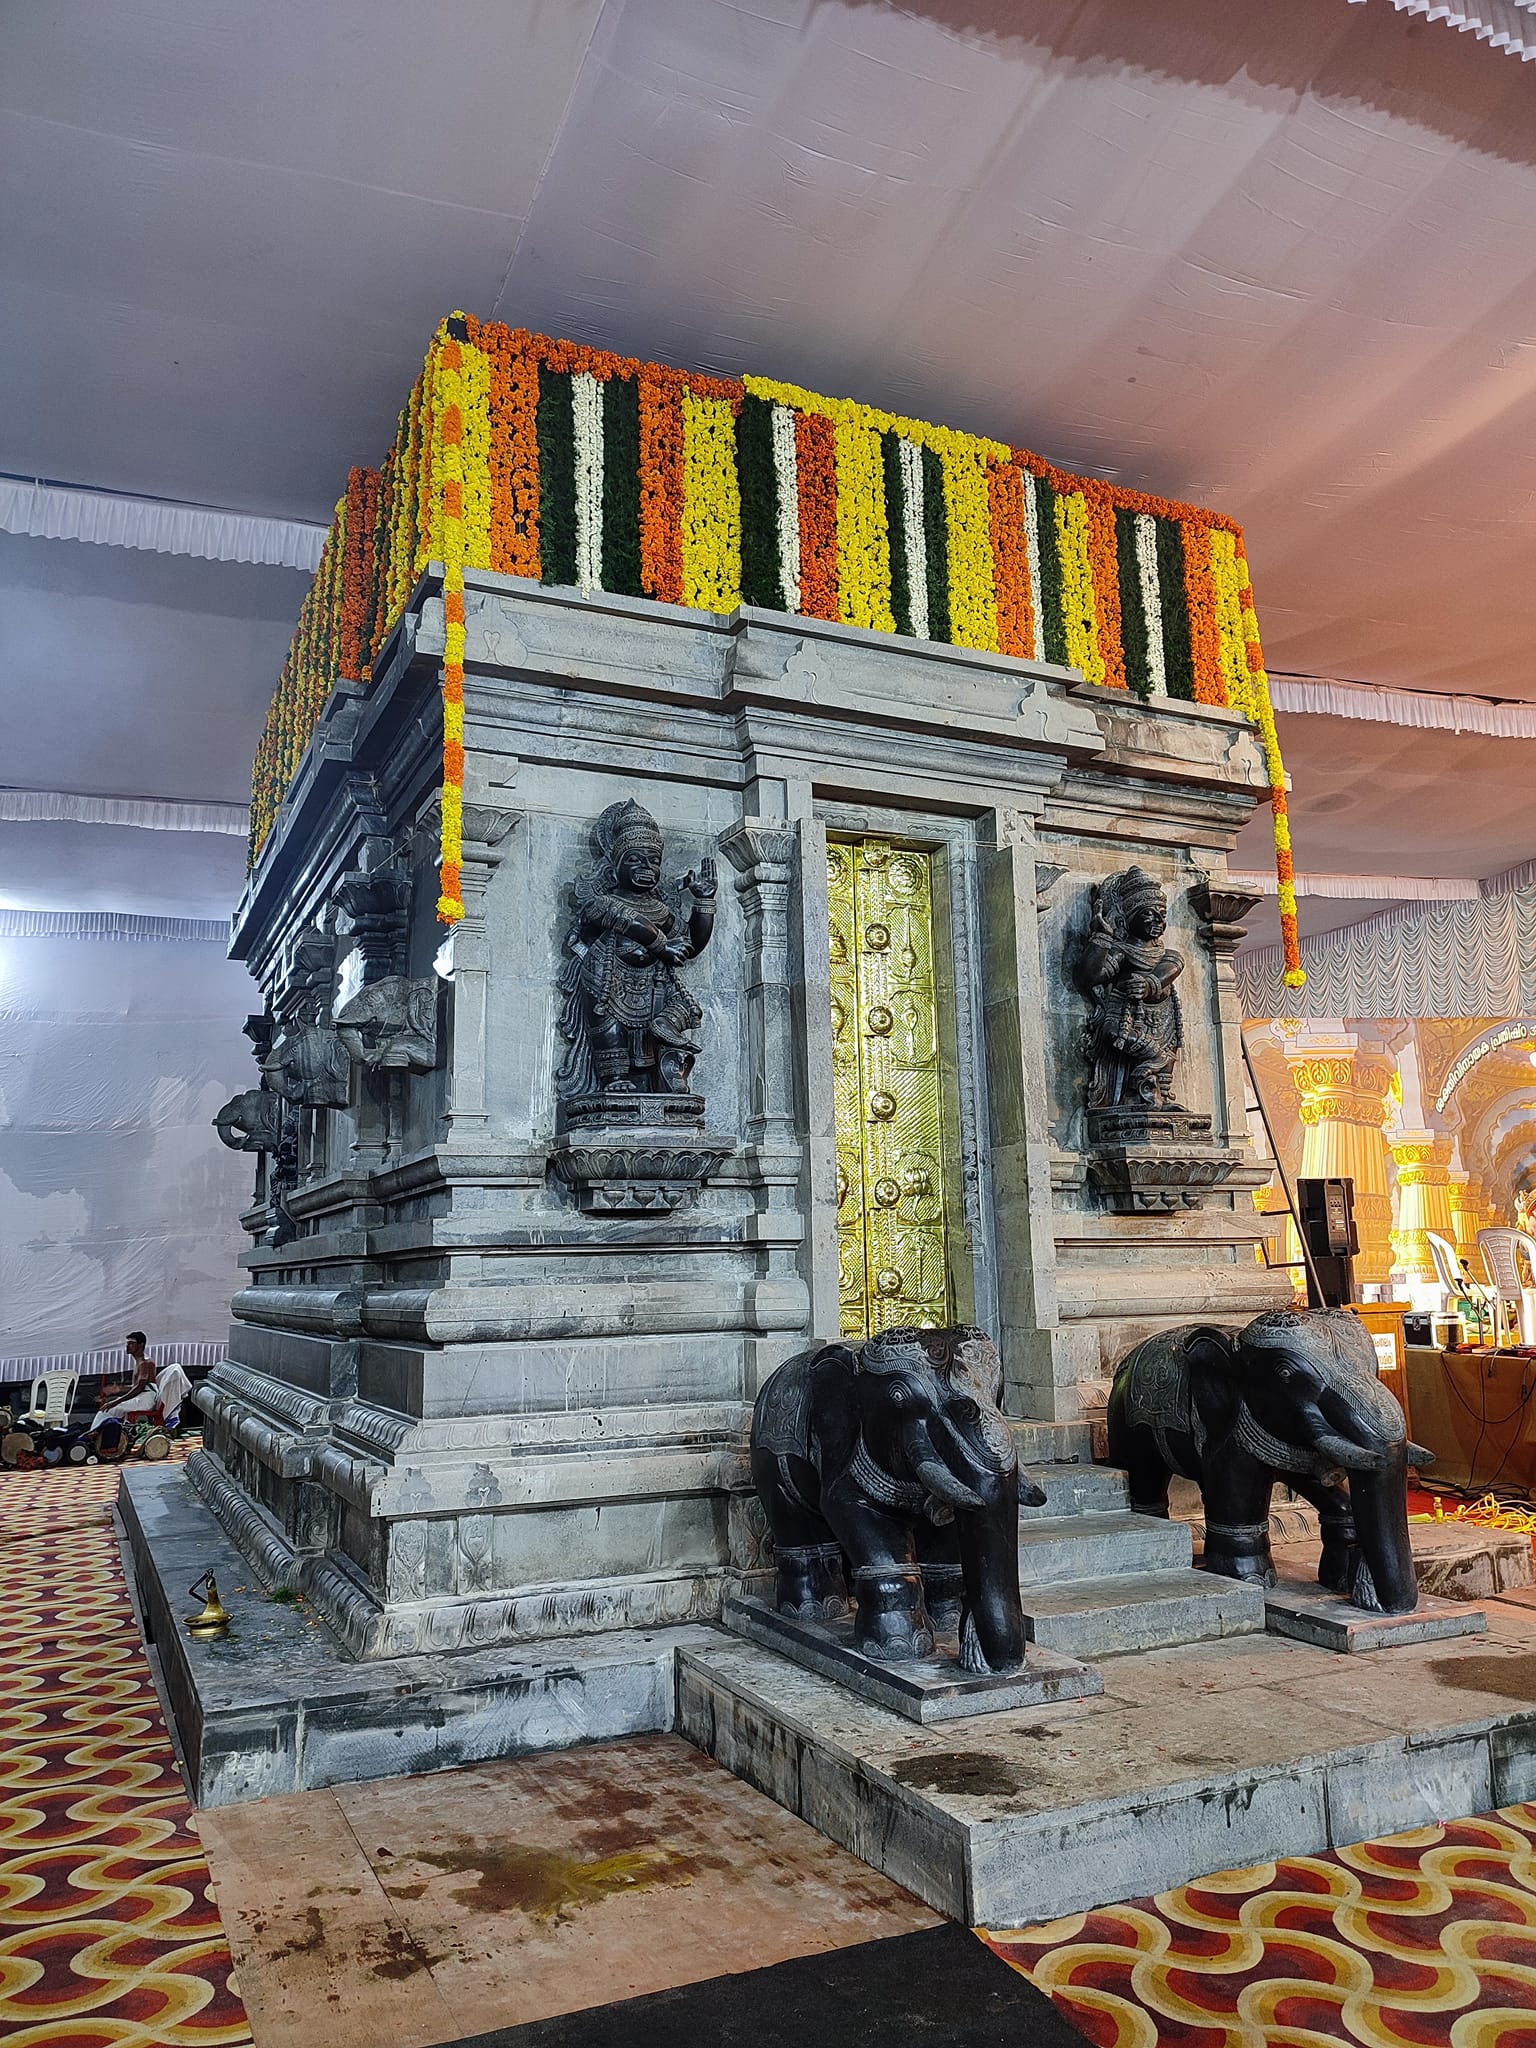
[749,1323,1043,1672]
[1108,1307,1433,1613]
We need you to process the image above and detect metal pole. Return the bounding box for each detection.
[1241,1029,1326,1304]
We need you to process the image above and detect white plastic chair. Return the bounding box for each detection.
[23,1372,78,1429]
[1427,1232,1501,1341]
[1476,1228,1536,1346]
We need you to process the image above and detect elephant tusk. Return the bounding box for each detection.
[1406,1441,1436,1468]
[910,1455,986,1514]
[1312,1430,1389,1473]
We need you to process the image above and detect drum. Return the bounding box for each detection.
[140,1430,171,1462]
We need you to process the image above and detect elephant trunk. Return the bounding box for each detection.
[1346,1444,1419,1614]
[957,1463,1026,1673]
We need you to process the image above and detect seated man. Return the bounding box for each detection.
[89,1332,191,1438]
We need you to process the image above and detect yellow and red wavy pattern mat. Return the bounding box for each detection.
[985,1810,1536,2046]
[0,1447,254,2048]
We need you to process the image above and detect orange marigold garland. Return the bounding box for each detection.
[1083,483,1126,691]
[639,365,685,606]
[339,467,378,681]
[987,461,1030,659]
[1182,516,1224,705]
[477,322,541,578]
[795,410,839,622]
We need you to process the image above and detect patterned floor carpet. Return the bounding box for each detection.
[984,1810,1536,2047]
[0,1443,255,2048]
[8,1452,1536,2047]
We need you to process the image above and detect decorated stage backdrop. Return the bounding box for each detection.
[248,314,1300,983]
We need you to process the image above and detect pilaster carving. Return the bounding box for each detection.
[720,817,798,1154]
[419,796,520,1137]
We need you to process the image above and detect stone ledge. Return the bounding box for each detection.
[120,1464,718,1805]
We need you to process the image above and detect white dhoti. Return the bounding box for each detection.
[90,1388,159,1431]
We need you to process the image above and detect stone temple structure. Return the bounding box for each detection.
[183,568,1289,1665]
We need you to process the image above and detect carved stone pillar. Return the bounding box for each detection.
[1390,1132,1456,1285]
[719,818,799,1156]
[1286,1036,1396,1289]
[441,800,520,1139]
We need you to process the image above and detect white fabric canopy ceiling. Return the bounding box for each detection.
[2,0,1534,929]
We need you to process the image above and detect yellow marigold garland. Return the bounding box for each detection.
[680,389,743,613]
[939,445,999,653]
[834,417,896,635]
[433,321,468,923]
[1054,489,1104,686]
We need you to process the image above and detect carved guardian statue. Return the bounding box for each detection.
[556,800,717,1100]
[1076,865,1186,1111]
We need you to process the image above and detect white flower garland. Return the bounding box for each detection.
[1022,471,1044,662]
[897,438,929,640]
[1134,511,1167,697]
[770,402,801,612]
[572,371,604,593]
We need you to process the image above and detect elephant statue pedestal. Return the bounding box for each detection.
[720,1589,1103,1723]
[732,1325,1103,1722]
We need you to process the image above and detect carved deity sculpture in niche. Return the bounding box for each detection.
[1076,866,1186,1111]
[556,800,717,1099]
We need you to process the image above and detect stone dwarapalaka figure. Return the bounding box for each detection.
[556,800,717,1097]
[1076,866,1185,1109]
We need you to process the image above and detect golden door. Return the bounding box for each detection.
[827,838,954,1340]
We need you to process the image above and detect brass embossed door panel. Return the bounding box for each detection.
[827,838,954,1340]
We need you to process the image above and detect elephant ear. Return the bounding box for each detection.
[1184,1324,1243,1435]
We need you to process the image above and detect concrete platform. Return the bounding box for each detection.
[1264,1577,1489,1653]
[722,1595,1102,1722]
[678,1607,1536,1926]
[119,1463,713,1806]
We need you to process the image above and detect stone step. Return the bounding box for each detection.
[1020,1568,1266,1659]
[1017,1511,1192,1585]
[1019,1463,1131,1521]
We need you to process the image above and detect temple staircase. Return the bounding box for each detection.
[1016,1462,1267,1657]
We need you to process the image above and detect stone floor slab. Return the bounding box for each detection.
[721,1595,1102,1722]
[199,1736,939,2047]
